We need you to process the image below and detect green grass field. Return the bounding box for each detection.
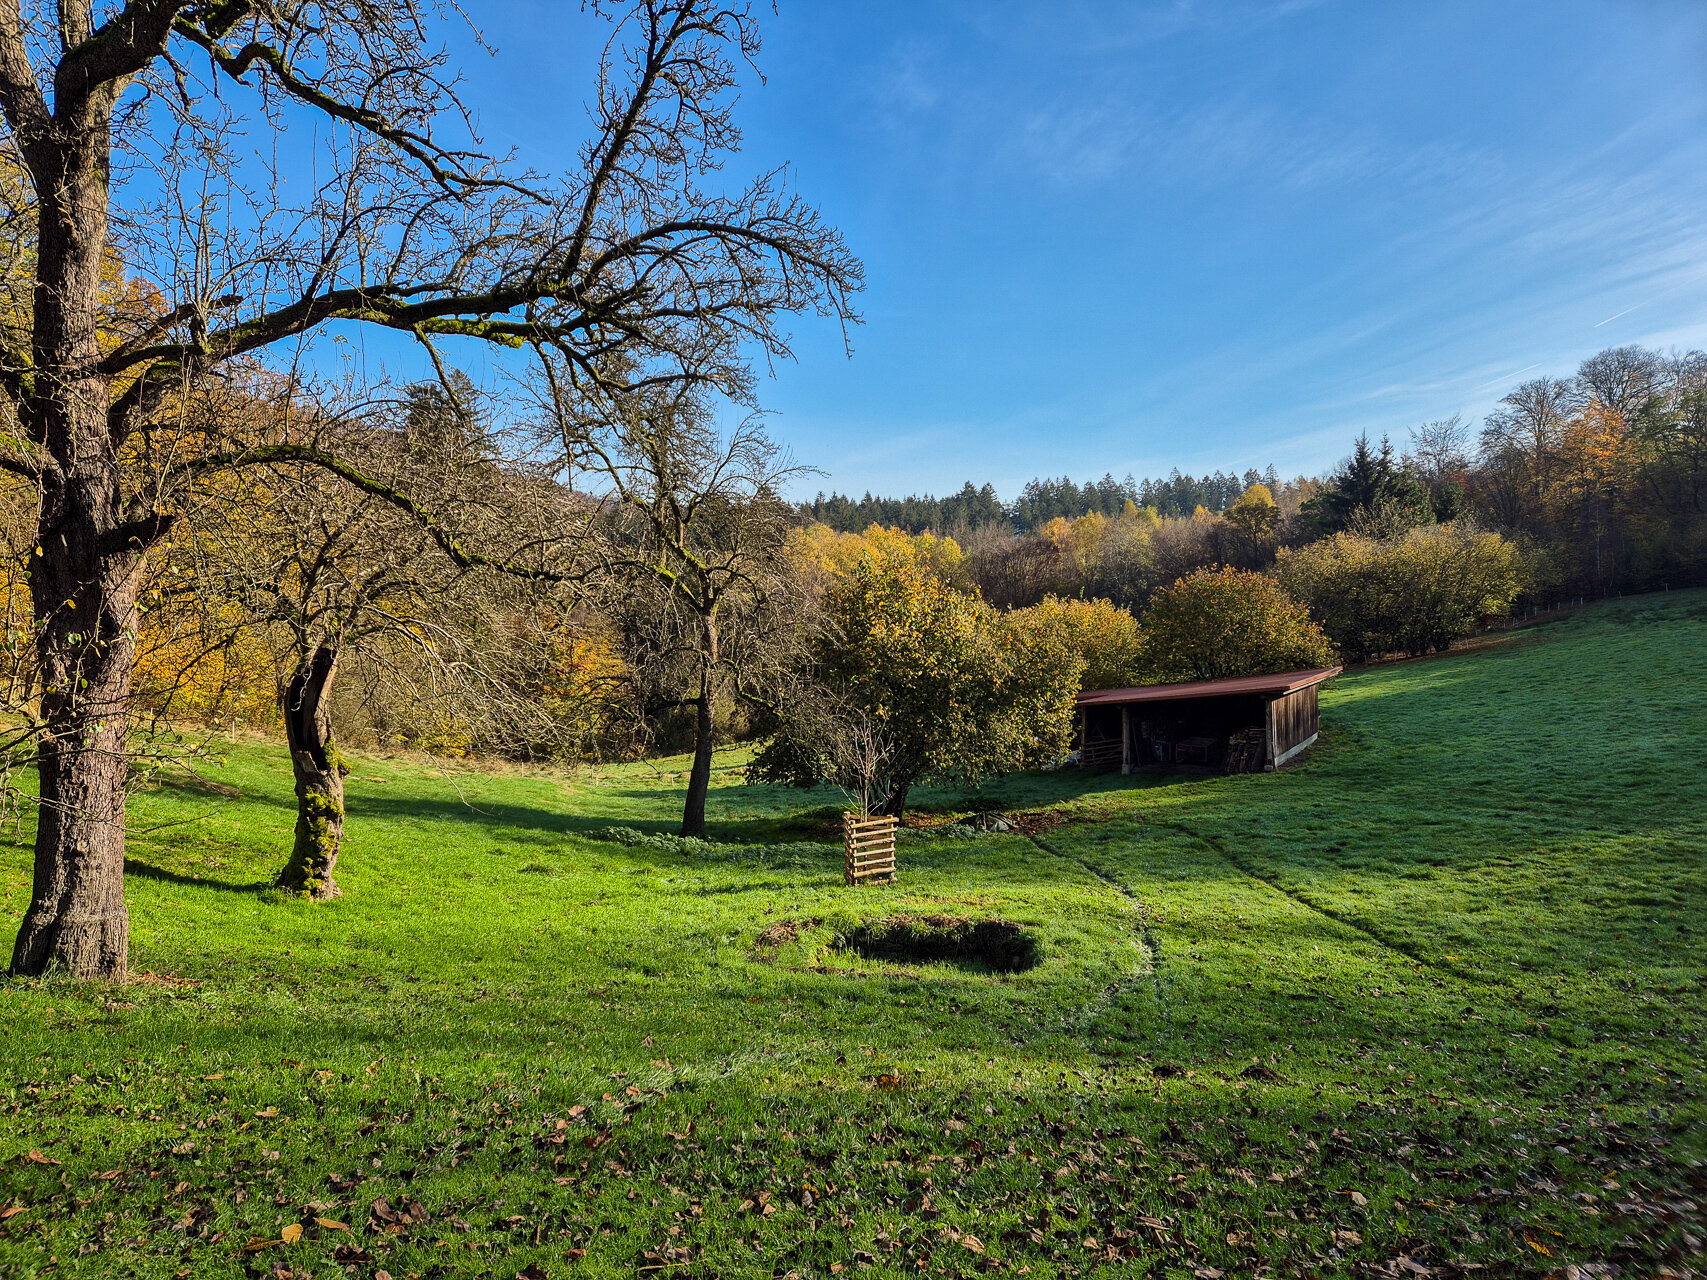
[1,593,1704,1279]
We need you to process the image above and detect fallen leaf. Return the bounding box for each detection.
[1,1206,26,1220]
[517,1264,549,1280]
[567,1105,586,1119]
[93,1169,121,1181]
[960,1234,985,1254]
[22,1150,60,1166]
[239,1236,274,1254]
[280,1223,302,1244]
[253,1108,278,1119]
[315,1217,347,1230]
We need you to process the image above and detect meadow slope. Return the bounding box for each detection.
[0,593,1703,1279]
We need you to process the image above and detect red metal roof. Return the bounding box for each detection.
[1075,666,1342,707]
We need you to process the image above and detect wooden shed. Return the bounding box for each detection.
[1074,666,1341,775]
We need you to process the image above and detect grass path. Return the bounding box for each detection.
[0,593,1702,1278]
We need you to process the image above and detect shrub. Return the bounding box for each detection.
[1275,522,1524,661]
[1139,567,1337,681]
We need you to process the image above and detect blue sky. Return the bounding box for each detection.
[374,0,1707,498]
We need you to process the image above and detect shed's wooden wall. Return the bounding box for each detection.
[1267,685,1320,763]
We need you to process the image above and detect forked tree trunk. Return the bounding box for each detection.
[10,86,138,979]
[276,645,349,899]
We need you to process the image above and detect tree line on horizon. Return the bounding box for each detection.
[801,341,1707,608]
[806,466,1287,533]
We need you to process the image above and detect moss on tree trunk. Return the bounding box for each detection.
[276,645,349,899]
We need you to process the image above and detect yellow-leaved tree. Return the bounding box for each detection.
[1011,596,1147,691]
[754,536,1081,815]
[1140,568,1338,682]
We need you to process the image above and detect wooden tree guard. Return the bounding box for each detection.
[843,813,898,885]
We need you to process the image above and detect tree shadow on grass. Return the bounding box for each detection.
[333,766,1183,844]
[339,790,848,848]
[123,858,272,894]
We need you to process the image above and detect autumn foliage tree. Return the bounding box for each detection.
[1012,595,1146,692]
[1140,568,1337,683]
[753,539,1080,816]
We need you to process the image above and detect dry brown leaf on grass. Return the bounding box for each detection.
[21,1149,59,1165]
[316,1217,347,1230]
[280,1223,302,1244]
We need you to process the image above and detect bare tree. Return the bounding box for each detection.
[0,0,859,977]
[1480,379,1573,498]
[1575,346,1665,421]
[160,374,571,899]
[1409,414,1470,483]
[544,381,808,836]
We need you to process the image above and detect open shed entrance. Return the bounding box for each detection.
[1075,666,1340,775]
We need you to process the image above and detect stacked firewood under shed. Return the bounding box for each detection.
[1223,727,1266,774]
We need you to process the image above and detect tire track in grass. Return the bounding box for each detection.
[1025,831,1173,1026]
[1138,816,1482,985]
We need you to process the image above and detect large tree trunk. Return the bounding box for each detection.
[10,557,140,978]
[680,623,718,837]
[10,93,138,979]
[880,782,911,819]
[276,645,349,899]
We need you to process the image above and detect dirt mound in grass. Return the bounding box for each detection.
[754,918,820,947]
[841,915,1041,973]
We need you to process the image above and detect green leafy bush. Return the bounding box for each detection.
[1275,521,1524,661]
